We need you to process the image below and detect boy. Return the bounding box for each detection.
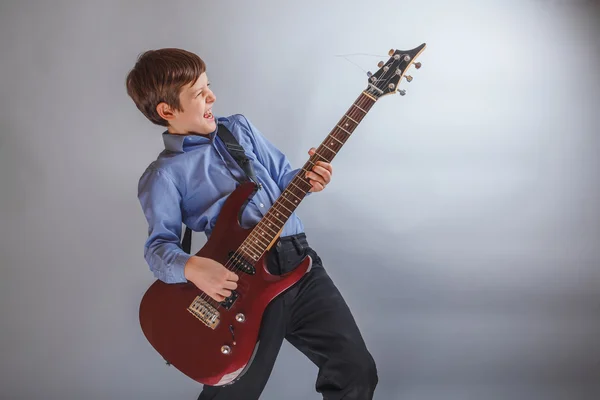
[126,48,378,399]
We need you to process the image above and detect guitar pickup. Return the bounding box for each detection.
[220,290,238,310]
[228,252,256,275]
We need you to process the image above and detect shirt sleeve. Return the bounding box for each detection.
[137,168,191,283]
[238,114,309,193]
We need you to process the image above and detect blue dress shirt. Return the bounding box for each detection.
[137,114,306,284]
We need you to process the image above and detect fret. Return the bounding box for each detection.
[284,188,302,202]
[322,136,341,149]
[243,235,270,257]
[276,200,293,215]
[351,103,367,113]
[239,247,259,262]
[237,246,253,258]
[336,124,352,136]
[328,135,344,146]
[289,180,305,192]
[339,120,354,130]
[244,238,265,255]
[286,184,304,196]
[246,226,274,246]
[274,202,292,216]
[312,152,329,162]
[281,194,299,210]
[330,131,348,146]
[253,227,270,241]
[334,125,351,139]
[298,176,313,187]
[259,220,279,235]
[259,221,279,237]
[318,148,335,161]
[320,143,337,155]
[252,231,269,249]
[252,226,267,239]
[268,211,286,225]
[303,159,316,169]
[281,190,301,207]
[344,114,358,124]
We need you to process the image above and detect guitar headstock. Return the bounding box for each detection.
[365,43,426,99]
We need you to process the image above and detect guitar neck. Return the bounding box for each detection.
[239,91,377,262]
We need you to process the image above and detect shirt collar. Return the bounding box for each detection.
[162,116,220,153]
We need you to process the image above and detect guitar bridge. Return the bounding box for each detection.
[187,296,220,330]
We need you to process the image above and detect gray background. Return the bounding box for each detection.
[1,0,599,399]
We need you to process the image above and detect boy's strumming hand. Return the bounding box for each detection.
[184,256,239,302]
[306,147,332,193]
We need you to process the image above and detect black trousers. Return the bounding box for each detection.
[198,233,378,399]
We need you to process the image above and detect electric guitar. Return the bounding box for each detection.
[139,43,426,386]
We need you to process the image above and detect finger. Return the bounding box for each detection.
[217,289,232,298]
[310,181,325,192]
[213,293,226,302]
[315,161,333,174]
[308,147,317,156]
[311,165,331,183]
[227,271,239,281]
[306,171,326,186]
[223,280,238,290]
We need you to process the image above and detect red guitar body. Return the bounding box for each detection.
[139,181,312,386]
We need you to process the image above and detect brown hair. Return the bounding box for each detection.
[125,48,206,127]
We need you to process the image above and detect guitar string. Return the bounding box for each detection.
[231,55,409,272]
[199,88,374,310]
[334,53,387,76]
[203,56,404,310]
[231,53,411,270]
[199,86,377,310]
[195,54,410,311]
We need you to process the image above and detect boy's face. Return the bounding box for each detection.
[157,72,216,135]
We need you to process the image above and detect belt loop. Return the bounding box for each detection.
[291,236,303,255]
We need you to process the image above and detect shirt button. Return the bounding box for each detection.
[260,203,264,208]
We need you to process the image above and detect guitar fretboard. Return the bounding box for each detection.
[238,91,377,263]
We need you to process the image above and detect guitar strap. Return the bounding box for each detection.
[181,122,259,254]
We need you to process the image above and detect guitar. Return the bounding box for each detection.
[138,43,426,386]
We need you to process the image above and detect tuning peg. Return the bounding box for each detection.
[413,62,422,69]
[388,49,395,56]
[404,75,413,82]
[398,89,406,96]
[377,61,384,68]
[367,71,372,77]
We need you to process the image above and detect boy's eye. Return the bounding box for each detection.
[195,83,210,97]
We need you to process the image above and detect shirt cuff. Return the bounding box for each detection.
[171,251,193,283]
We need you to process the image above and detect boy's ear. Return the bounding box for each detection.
[156,102,176,122]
